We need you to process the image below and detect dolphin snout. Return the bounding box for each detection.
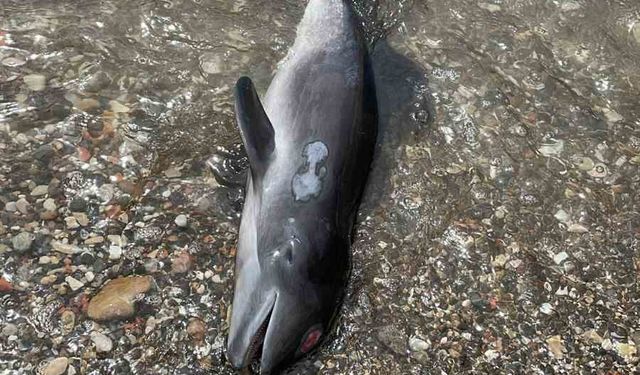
[226,292,277,371]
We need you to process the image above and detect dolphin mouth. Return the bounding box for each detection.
[245,301,275,369]
[227,291,278,371]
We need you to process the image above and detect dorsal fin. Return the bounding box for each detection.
[234,77,275,182]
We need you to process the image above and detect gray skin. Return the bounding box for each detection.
[226,0,377,373]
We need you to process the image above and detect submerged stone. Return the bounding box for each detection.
[87,276,153,321]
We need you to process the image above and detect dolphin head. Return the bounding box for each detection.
[226,204,349,374]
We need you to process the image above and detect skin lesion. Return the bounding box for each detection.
[291,140,329,202]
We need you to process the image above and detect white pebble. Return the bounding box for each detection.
[42,357,68,375]
[553,252,569,264]
[175,214,188,227]
[539,302,553,315]
[65,276,84,291]
[554,209,570,223]
[24,74,46,91]
[567,223,589,233]
[409,336,430,351]
[108,246,122,260]
[91,332,113,352]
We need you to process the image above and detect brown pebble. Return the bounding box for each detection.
[0,277,13,293]
[87,276,153,321]
[171,251,193,274]
[40,210,58,220]
[77,147,91,162]
[187,317,206,343]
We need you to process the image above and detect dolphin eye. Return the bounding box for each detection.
[284,244,293,264]
[299,326,323,354]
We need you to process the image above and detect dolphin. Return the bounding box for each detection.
[226,0,377,373]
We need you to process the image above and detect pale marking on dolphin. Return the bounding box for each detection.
[292,141,329,202]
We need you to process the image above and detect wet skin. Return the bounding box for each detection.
[225,0,378,373]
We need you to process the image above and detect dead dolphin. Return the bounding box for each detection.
[226,0,377,372]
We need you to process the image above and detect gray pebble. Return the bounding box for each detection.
[16,198,30,214]
[4,201,17,212]
[12,232,34,252]
[1,323,18,337]
[43,198,57,211]
[31,185,49,196]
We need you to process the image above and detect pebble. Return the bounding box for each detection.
[144,258,159,273]
[175,214,188,227]
[408,336,430,351]
[145,316,157,334]
[187,318,206,343]
[4,201,17,212]
[65,216,80,229]
[41,357,69,375]
[40,210,58,221]
[376,325,407,355]
[39,256,51,264]
[109,100,129,113]
[12,232,34,252]
[85,236,104,245]
[581,329,603,345]
[484,349,500,361]
[1,323,18,337]
[478,2,501,12]
[554,209,570,223]
[171,251,193,274]
[24,74,46,91]
[87,276,153,321]
[15,133,29,144]
[40,275,58,285]
[65,276,84,291]
[546,335,565,359]
[616,342,637,361]
[491,254,508,268]
[1,56,26,67]
[539,303,553,315]
[69,198,87,212]
[43,198,57,211]
[567,223,589,233]
[164,167,182,178]
[61,310,76,334]
[553,252,568,265]
[211,274,223,283]
[575,157,594,171]
[91,332,113,352]
[97,184,114,203]
[31,185,49,196]
[73,212,90,226]
[588,163,608,178]
[107,235,126,246]
[76,98,99,112]
[51,241,82,255]
[85,271,95,282]
[108,245,122,260]
[16,198,30,214]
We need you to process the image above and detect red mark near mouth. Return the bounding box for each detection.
[300,328,322,353]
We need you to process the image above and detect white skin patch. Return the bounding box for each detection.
[292,141,329,202]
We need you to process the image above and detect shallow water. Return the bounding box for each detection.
[1,0,640,374]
